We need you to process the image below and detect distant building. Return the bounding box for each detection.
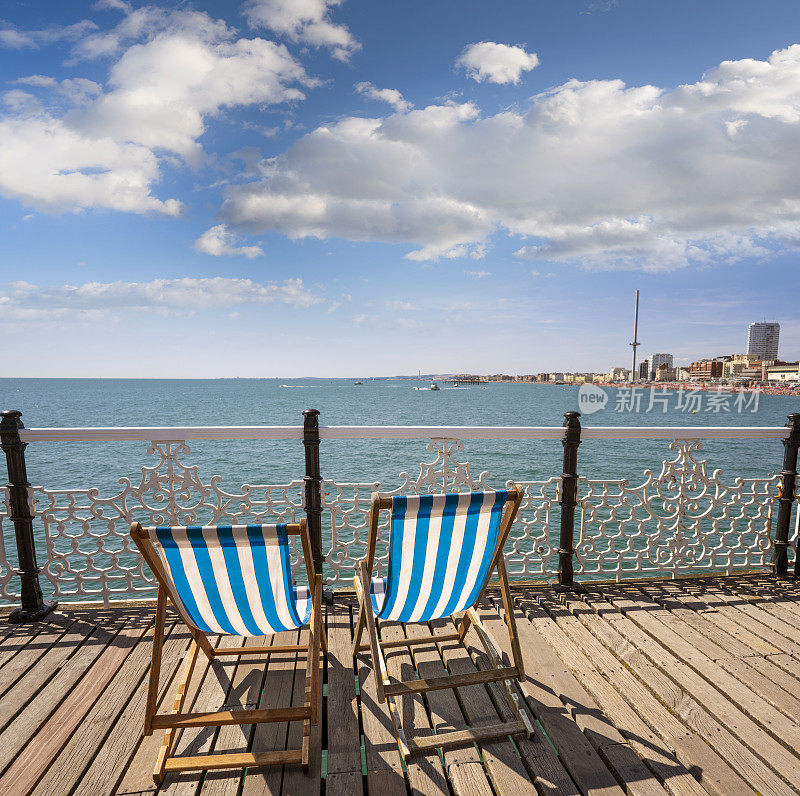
[609,367,630,381]
[638,359,650,381]
[765,363,799,382]
[649,353,673,380]
[747,322,780,360]
[724,354,761,378]
[655,364,675,382]
[549,373,565,382]
[690,359,724,380]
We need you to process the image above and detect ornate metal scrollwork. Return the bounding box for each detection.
[0,435,783,603]
[576,440,780,579]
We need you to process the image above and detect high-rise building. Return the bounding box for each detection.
[649,353,673,380]
[638,359,649,380]
[747,322,780,360]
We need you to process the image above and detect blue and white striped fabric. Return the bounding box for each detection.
[368,490,509,622]
[149,524,312,637]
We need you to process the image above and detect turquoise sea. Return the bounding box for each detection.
[0,378,797,596]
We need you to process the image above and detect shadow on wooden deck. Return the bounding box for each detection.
[1,573,799,795]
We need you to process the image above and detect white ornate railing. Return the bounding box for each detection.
[575,440,780,580]
[0,424,793,605]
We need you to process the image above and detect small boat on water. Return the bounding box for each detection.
[354,380,363,385]
[413,382,440,391]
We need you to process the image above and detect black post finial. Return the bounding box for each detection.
[556,411,584,592]
[1,410,56,622]
[775,413,800,577]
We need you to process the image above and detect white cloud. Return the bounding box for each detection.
[355,82,411,112]
[243,0,360,62]
[15,75,103,103]
[218,44,800,270]
[75,24,310,160]
[455,42,539,85]
[0,276,322,322]
[465,270,490,278]
[0,6,311,215]
[385,300,418,311]
[194,224,264,258]
[0,20,97,49]
[0,114,181,215]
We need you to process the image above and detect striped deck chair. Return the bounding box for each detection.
[130,520,326,784]
[352,487,534,758]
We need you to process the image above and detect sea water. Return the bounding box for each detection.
[0,378,797,593]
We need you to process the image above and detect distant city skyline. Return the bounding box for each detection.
[1,1,799,377]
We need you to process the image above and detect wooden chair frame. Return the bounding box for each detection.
[131,519,327,784]
[351,487,535,758]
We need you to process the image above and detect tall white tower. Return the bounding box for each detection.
[747,322,780,360]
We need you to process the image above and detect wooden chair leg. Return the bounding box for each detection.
[320,624,328,655]
[308,575,322,725]
[192,628,216,659]
[355,562,385,703]
[352,585,366,657]
[496,556,524,678]
[144,585,167,736]
[457,609,472,643]
[153,638,201,785]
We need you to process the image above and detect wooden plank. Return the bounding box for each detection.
[676,583,800,656]
[276,627,324,796]
[196,633,273,796]
[433,616,539,796]
[640,583,766,659]
[384,665,519,696]
[32,617,183,796]
[112,631,220,795]
[159,633,246,793]
[165,749,302,772]
[69,621,194,796]
[554,588,756,796]
[476,599,625,796]
[0,610,134,778]
[152,705,310,730]
[381,620,449,795]
[409,722,526,753]
[630,583,800,712]
[324,601,362,781]
[462,611,581,796]
[718,579,800,632]
[240,629,301,796]
[0,618,77,702]
[0,619,89,734]
[0,622,45,673]
[0,612,153,794]
[579,589,795,796]
[523,593,710,796]
[357,618,406,795]
[403,619,494,796]
[603,587,800,754]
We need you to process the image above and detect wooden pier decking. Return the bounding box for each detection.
[2,574,800,795]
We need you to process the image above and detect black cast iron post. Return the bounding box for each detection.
[302,409,329,599]
[1,410,56,622]
[556,411,584,591]
[774,412,800,576]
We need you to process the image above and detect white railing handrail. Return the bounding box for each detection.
[17,424,791,443]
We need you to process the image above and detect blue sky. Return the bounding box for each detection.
[1,0,799,377]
